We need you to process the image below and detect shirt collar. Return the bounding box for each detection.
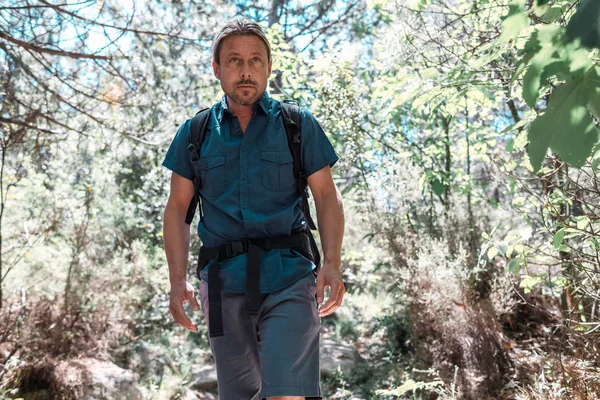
[217,91,271,123]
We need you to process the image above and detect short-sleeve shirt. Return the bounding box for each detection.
[162,92,339,293]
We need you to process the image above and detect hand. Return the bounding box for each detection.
[169,280,200,331]
[316,262,345,317]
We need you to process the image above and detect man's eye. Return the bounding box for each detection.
[230,57,239,63]
[252,57,261,63]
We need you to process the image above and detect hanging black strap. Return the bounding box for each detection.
[280,102,317,231]
[280,101,321,270]
[207,258,223,337]
[185,108,211,225]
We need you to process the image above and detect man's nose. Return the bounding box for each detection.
[240,62,252,79]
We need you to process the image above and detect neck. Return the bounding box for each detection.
[226,96,254,119]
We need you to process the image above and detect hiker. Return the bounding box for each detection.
[162,17,345,400]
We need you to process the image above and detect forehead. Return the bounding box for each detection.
[220,35,269,56]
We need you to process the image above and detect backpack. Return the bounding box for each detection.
[184,100,321,269]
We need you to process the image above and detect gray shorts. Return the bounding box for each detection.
[198,271,322,400]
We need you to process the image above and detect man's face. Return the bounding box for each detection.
[213,35,272,107]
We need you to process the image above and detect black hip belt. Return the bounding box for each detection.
[197,231,314,338]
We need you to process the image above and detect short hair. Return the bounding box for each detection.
[212,18,272,65]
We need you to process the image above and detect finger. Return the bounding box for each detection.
[188,289,201,312]
[335,281,346,305]
[320,280,345,317]
[318,298,336,317]
[170,302,198,331]
[318,280,342,316]
[316,271,325,304]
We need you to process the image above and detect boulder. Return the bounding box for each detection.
[53,358,145,400]
[191,364,218,391]
[320,338,365,377]
[175,389,218,400]
[127,343,168,384]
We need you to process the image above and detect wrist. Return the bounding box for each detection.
[169,275,187,287]
[323,257,342,268]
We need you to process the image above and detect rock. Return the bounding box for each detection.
[53,358,145,400]
[127,343,168,384]
[195,392,218,400]
[22,390,51,400]
[320,338,365,376]
[175,389,218,400]
[191,364,218,391]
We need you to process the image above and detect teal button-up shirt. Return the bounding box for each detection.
[162,92,339,293]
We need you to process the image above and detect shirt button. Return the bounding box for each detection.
[241,147,247,152]
[241,175,246,180]
[277,156,282,162]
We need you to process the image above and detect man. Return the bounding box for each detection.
[162,18,344,400]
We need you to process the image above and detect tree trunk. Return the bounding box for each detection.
[269,0,286,95]
[465,107,478,264]
[0,147,5,310]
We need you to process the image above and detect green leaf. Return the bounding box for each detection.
[506,138,515,152]
[341,184,356,195]
[512,51,536,83]
[506,244,514,258]
[470,47,505,69]
[519,26,565,107]
[373,262,391,273]
[553,228,565,248]
[501,118,529,134]
[520,275,543,293]
[378,378,445,396]
[522,46,556,107]
[557,244,570,252]
[527,76,600,172]
[591,143,600,171]
[542,7,563,23]
[507,258,521,274]
[587,66,600,121]
[405,0,433,11]
[565,0,600,50]
[363,233,376,243]
[431,178,446,196]
[576,216,590,230]
[565,45,593,77]
[488,246,499,259]
[498,0,530,43]
[514,128,529,150]
[539,60,571,85]
[536,0,550,5]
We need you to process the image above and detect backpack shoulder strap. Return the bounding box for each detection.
[280,101,317,231]
[280,101,321,268]
[185,108,211,225]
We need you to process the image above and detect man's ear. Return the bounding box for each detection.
[267,59,272,77]
[212,60,221,80]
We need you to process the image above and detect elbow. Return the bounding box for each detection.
[164,196,189,223]
[315,186,344,210]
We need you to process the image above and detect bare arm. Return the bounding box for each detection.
[307,165,345,317]
[163,172,200,331]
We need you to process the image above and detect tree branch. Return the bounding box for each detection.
[0,30,113,60]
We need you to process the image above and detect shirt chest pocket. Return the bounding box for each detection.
[261,151,295,191]
[200,155,226,198]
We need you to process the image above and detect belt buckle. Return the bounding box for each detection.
[226,240,246,258]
